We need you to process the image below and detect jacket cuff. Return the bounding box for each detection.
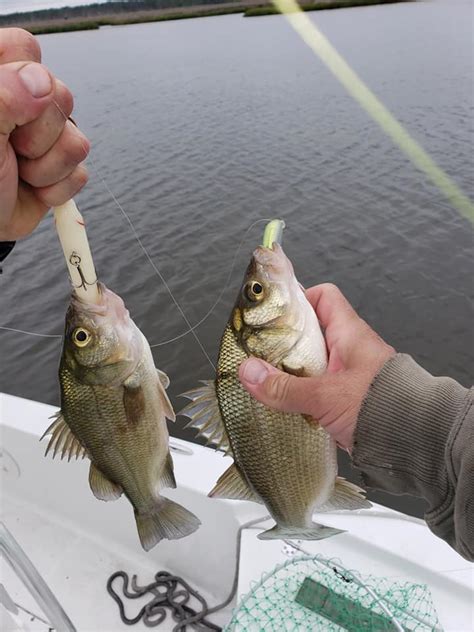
[0,241,15,273]
[352,353,467,509]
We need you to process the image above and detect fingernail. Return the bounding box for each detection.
[19,64,52,98]
[242,358,268,385]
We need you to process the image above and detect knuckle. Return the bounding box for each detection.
[7,29,41,62]
[322,282,342,298]
[69,128,90,163]
[67,164,89,197]
[76,164,89,188]
[35,185,57,208]
[55,80,74,117]
[11,130,41,159]
[0,88,15,131]
[266,373,292,404]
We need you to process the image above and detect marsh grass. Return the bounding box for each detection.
[244,0,412,16]
[23,0,414,35]
[26,8,247,34]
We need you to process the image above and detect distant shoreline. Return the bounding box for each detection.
[2,0,414,35]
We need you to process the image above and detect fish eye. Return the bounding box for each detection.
[245,281,264,302]
[72,328,91,347]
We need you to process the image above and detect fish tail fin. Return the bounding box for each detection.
[258,522,345,541]
[135,498,201,551]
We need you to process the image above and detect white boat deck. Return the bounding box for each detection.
[1,393,472,631]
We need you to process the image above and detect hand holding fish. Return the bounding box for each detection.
[239,283,395,450]
[0,28,89,241]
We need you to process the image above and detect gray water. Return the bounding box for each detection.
[1,0,473,516]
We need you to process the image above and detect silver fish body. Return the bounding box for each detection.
[43,283,200,551]
[183,243,370,540]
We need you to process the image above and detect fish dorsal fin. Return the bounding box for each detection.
[156,369,170,389]
[41,412,88,461]
[155,371,175,422]
[317,477,372,512]
[209,463,262,504]
[89,463,123,501]
[180,381,231,453]
[161,452,177,490]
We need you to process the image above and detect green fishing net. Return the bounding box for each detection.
[224,553,442,631]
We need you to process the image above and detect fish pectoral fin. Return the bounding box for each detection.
[258,523,345,541]
[160,452,177,490]
[123,379,147,427]
[156,374,176,423]
[180,381,231,453]
[156,369,170,389]
[208,463,262,504]
[281,363,307,378]
[89,463,123,501]
[41,411,88,462]
[317,477,372,512]
[135,498,201,551]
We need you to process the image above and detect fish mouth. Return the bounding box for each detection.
[70,282,130,324]
[251,243,294,283]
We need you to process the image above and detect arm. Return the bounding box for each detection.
[239,283,473,561]
[354,353,473,561]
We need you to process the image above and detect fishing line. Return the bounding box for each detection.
[50,105,268,351]
[50,98,217,369]
[0,100,269,357]
[271,0,474,224]
[0,326,62,339]
[149,217,271,347]
[85,151,217,371]
[0,215,267,349]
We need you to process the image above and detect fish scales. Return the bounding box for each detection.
[182,237,371,540]
[60,350,166,510]
[217,324,336,524]
[43,284,200,551]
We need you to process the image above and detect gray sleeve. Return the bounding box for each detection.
[352,353,473,562]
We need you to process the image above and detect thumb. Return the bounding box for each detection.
[239,357,333,419]
[0,62,53,141]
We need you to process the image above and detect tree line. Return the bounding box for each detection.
[0,0,238,24]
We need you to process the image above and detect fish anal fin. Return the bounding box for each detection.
[258,522,345,541]
[317,477,372,512]
[135,498,201,551]
[41,411,87,461]
[209,463,262,504]
[89,463,123,501]
[160,452,177,489]
[180,381,230,452]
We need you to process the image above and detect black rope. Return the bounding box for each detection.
[106,516,270,630]
[106,570,222,631]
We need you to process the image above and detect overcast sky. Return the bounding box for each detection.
[0,0,109,15]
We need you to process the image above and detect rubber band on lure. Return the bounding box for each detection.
[262,219,285,249]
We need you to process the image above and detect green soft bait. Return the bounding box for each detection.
[262,219,286,248]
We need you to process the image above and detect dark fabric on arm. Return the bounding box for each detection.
[352,353,473,561]
[0,241,15,273]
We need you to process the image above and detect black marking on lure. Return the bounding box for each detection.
[69,251,97,292]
